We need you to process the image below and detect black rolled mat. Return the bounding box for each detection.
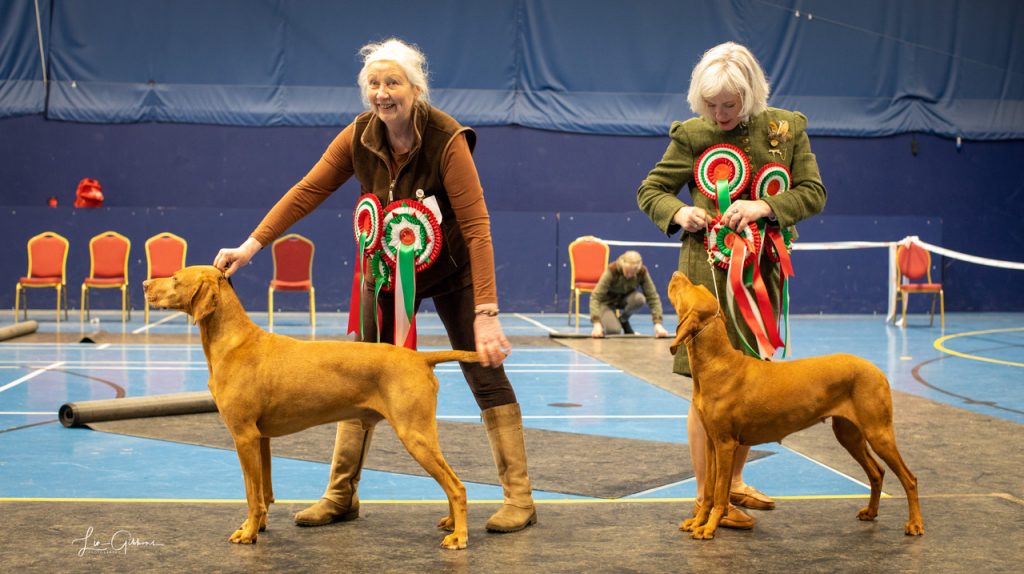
[88,413,771,499]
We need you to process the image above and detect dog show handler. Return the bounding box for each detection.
[637,41,827,529]
[214,38,537,534]
[589,251,670,338]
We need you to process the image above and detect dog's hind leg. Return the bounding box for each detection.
[390,417,468,549]
[229,428,268,544]
[863,425,924,535]
[831,417,884,521]
[261,437,275,511]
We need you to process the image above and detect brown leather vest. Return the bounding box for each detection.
[351,102,477,298]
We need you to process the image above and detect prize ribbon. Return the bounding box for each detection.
[348,194,384,338]
[381,199,443,349]
[752,163,794,356]
[695,144,751,203]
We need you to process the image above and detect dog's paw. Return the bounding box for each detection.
[440,532,467,550]
[229,528,258,544]
[679,517,702,532]
[690,525,716,540]
[437,515,455,531]
[856,507,878,521]
[904,520,924,536]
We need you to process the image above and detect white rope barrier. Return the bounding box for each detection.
[590,235,1024,323]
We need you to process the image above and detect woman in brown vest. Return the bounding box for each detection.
[214,38,536,533]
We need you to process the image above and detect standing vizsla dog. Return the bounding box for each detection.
[144,265,474,549]
[667,271,924,540]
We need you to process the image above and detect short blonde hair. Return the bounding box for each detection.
[356,38,430,109]
[687,42,770,123]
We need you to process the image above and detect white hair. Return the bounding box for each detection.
[356,38,430,108]
[687,42,770,122]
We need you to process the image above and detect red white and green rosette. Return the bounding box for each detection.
[695,144,751,202]
[751,163,790,200]
[353,194,384,253]
[752,163,794,264]
[704,216,762,270]
[348,194,385,338]
[380,200,443,271]
[369,249,393,293]
[381,199,443,349]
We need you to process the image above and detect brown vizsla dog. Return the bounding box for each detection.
[143,265,474,549]
[667,271,924,540]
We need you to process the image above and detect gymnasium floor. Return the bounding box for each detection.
[0,309,1021,572]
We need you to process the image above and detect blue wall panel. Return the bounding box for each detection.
[1,116,1022,314]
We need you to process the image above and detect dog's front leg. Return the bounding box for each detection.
[229,430,268,544]
[681,433,716,532]
[692,436,736,540]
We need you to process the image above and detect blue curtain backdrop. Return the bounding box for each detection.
[2,0,1023,137]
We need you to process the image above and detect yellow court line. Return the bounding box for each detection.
[934,327,1024,368]
[0,494,888,505]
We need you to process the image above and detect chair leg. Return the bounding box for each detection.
[121,285,127,322]
[56,285,63,322]
[939,290,945,330]
[63,284,69,320]
[15,285,21,322]
[575,290,581,330]
[900,292,908,329]
[145,299,150,324]
[928,292,936,327]
[309,287,316,329]
[81,285,88,323]
[268,288,274,332]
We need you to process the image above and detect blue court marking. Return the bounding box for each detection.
[2,312,1021,504]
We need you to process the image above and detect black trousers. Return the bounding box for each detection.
[359,282,517,410]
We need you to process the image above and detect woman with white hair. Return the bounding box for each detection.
[214,38,536,533]
[637,42,827,529]
[590,251,670,338]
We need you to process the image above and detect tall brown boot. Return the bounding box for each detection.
[294,419,374,526]
[483,403,538,532]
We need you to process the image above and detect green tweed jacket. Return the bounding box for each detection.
[637,108,827,375]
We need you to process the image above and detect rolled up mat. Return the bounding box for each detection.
[59,391,218,428]
[0,320,39,341]
[549,332,653,339]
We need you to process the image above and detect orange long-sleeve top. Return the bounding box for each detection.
[251,122,498,305]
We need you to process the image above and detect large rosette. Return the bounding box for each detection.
[694,144,751,203]
[380,199,443,272]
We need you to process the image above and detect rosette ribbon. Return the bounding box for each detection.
[349,194,384,339]
[381,199,443,349]
[752,163,795,356]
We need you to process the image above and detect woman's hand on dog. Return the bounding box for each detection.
[474,314,511,367]
[214,238,263,277]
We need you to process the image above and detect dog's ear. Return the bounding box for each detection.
[189,275,220,323]
[669,311,701,355]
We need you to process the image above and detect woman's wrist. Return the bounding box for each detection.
[474,303,499,317]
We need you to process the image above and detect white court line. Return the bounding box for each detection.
[513,313,557,334]
[131,312,186,334]
[0,411,53,415]
[96,344,110,350]
[437,414,686,420]
[0,366,622,373]
[625,449,874,498]
[0,361,65,394]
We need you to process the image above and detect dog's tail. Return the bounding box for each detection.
[421,350,480,366]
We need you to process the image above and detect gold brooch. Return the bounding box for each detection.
[768,120,793,159]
